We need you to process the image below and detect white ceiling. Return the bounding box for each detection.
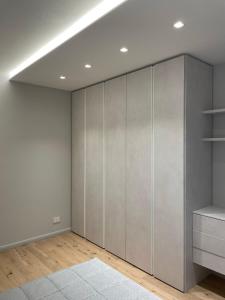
[3,0,225,91]
[0,0,102,76]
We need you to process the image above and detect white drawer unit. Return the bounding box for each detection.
[193,206,225,275]
[193,248,225,275]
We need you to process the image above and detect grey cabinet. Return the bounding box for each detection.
[71,55,212,292]
[153,56,185,290]
[85,83,104,247]
[72,90,85,237]
[153,56,212,291]
[104,76,126,258]
[126,68,152,273]
[184,56,212,290]
[104,69,153,271]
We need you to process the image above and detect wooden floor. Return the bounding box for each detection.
[0,232,225,299]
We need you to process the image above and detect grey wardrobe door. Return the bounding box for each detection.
[85,83,104,247]
[104,76,126,259]
[126,67,152,273]
[153,56,185,291]
[72,89,85,237]
[184,56,213,291]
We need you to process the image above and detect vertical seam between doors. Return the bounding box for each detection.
[70,92,73,231]
[102,83,105,248]
[183,55,187,291]
[84,89,87,238]
[125,75,127,259]
[151,66,155,276]
[211,66,214,216]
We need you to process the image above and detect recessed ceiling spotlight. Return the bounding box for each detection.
[60,75,66,80]
[173,21,184,29]
[9,0,128,79]
[120,47,128,53]
[85,64,92,69]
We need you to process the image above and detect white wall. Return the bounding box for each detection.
[213,64,225,209]
[0,77,71,248]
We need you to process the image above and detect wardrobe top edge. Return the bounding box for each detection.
[71,53,212,94]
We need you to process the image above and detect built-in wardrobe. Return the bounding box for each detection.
[72,55,212,292]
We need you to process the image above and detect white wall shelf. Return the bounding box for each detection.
[202,137,225,142]
[194,205,225,221]
[202,108,225,114]
[202,108,225,140]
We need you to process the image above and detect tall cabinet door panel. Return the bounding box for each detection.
[126,67,152,273]
[104,76,126,258]
[86,83,104,247]
[72,90,85,237]
[153,56,185,291]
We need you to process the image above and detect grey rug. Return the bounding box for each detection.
[0,258,160,300]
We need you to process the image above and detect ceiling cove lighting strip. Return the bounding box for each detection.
[9,0,128,79]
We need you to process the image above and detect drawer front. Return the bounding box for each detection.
[193,231,225,258]
[193,248,225,275]
[193,214,225,240]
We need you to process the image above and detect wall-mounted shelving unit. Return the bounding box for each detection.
[202,108,225,114]
[202,137,225,142]
[202,107,225,141]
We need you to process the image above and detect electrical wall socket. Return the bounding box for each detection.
[53,216,61,224]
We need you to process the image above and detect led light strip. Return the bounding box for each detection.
[9,0,128,79]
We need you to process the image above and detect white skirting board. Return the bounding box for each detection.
[0,228,71,251]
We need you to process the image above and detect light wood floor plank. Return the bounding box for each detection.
[0,232,224,299]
